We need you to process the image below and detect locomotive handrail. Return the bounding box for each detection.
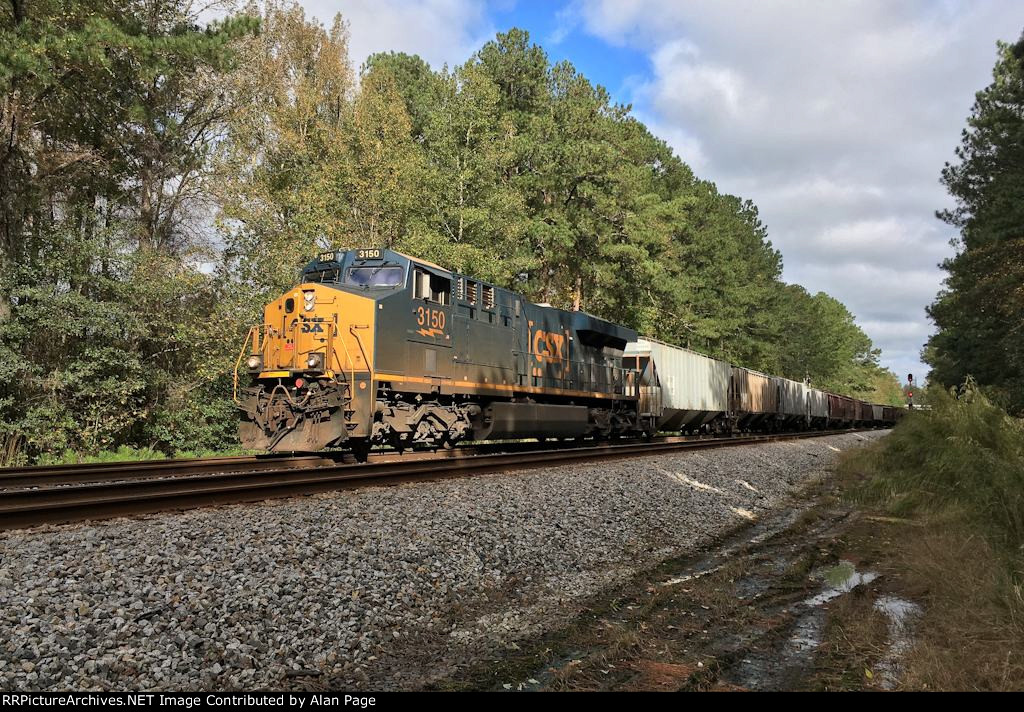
[532,358,634,396]
[232,326,261,405]
[332,323,357,389]
[349,325,372,386]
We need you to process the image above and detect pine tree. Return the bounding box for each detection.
[928,33,1024,412]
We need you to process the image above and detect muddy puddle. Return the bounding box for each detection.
[727,560,880,690]
[873,595,922,689]
[708,541,921,690]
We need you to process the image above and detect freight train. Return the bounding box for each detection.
[234,249,898,458]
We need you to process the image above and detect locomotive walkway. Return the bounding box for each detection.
[0,430,869,530]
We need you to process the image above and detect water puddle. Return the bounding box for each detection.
[664,564,724,587]
[730,560,879,690]
[873,595,921,689]
[805,561,878,606]
[660,509,808,588]
[656,509,923,690]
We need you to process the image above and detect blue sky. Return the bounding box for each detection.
[489,1,650,102]
[293,0,1024,385]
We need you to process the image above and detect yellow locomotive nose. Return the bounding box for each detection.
[250,284,371,376]
[235,283,378,452]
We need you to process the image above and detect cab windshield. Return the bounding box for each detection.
[346,266,404,288]
[304,268,341,283]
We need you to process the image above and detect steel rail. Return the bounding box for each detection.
[0,429,873,531]
[0,436,709,487]
[0,454,344,487]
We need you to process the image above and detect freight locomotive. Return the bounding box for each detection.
[234,249,898,458]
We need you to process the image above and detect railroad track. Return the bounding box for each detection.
[0,429,873,531]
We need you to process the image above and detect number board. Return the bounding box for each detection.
[318,251,337,263]
[356,248,383,260]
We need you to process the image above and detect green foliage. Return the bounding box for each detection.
[215,0,355,299]
[0,0,257,460]
[928,33,1024,414]
[775,284,884,396]
[35,446,169,467]
[846,381,1024,557]
[867,368,907,407]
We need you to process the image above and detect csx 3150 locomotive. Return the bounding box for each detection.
[235,249,647,457]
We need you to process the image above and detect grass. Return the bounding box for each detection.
[834,381,1024,690]
[32,445,258,466]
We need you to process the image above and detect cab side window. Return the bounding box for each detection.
[414,268,450,305]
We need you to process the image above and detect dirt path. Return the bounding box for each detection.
[434,475,917,691]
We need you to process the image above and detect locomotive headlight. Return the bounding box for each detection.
[303,290,315,311]
[246,354,262,371]
[306,353,323,370]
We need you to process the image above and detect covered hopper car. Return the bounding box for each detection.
[623,338,730,434]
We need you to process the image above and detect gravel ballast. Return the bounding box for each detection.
[0,431,886,690]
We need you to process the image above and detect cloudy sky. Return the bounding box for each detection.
[291,0,1024,383]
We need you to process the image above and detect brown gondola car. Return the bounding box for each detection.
[235,249,646,456]
[827,393,855,427]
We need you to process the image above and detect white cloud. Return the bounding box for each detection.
[569,0,1024,382]
[799,217,950,270]
[301,0,494,70]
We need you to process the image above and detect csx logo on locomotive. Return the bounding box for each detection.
[300,318,325,333]
[532,329,567,363]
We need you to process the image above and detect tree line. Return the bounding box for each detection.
[0,0,900,461]
[927,31,1024,415]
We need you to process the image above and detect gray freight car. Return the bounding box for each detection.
[807,387,829,427]
[777,377,808,428]
[623,338,731,433]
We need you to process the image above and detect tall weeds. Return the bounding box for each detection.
[0,432,25,467]
[838,381,1024,689]
[847,381,1024,557]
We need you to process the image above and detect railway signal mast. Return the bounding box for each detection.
[907,373,914,409]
